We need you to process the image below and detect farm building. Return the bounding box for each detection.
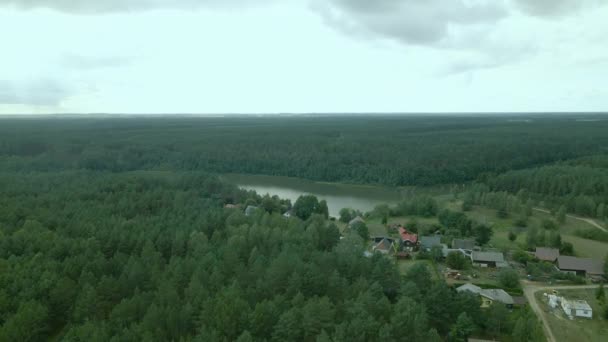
[470,251,508,268]
[556,256,604,277]
[534,247,559,262]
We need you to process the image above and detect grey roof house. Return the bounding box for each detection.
[471,251,508,268]
[420,235,442,251]
[452,239,476,250]
[557,256,604,277]
[534,247,559,262]
[456,283,514,308]
[349,216,365,227]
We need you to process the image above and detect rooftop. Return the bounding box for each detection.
[452,239,476,250]
[399,227,418,243]
[557,256,604,275]
[456,283,482,294]
[480,289,514,305]
[420,235,441,248]
[534,247,559,262]
[563,299,592,311]
[471,251,505,263]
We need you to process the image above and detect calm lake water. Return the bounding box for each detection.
[222,174,404,217]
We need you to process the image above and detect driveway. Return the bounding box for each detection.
[522,281,600,342]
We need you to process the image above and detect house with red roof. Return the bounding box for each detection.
[398,226,418,251]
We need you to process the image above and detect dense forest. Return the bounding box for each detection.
[480,156,608,219]
[0,171,543,341]
[1,115,608,186]
[2,115,603,340]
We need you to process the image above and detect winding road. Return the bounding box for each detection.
[533,208,607,232]
[522,281,601,342]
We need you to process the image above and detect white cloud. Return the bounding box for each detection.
[0,0,607,113]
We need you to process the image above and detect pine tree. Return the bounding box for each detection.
[597,283,606,303]
[557,206,566,224]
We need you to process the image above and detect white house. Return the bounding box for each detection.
[561,299,592,319]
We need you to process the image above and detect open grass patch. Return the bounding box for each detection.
[535,288,608,342]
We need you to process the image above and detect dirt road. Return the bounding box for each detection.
[522,281,600,342]
[533,208,607,232]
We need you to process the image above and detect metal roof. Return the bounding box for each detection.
[471,251,505,263]
[534,247,559,262]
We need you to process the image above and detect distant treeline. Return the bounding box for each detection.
[481,156,608,219]
[1,115,608,186]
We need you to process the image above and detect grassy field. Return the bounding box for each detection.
[365,215,440,238]
[535,289,608,342]
[446,200,608,260]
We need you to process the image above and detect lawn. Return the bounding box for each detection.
[448,201,608,260]
[535,288,608,342]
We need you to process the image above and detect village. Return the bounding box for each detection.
[348,215,608,342]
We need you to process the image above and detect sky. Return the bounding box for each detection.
[1,0,607,114]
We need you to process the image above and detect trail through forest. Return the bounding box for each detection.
[533,208,607,232]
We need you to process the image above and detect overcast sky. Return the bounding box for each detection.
[1,0,607,114]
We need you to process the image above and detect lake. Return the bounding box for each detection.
[222,174,404,217]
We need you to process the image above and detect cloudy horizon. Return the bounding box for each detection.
[1,0,607,114]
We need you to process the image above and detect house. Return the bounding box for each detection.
[283,210,293,218]
[561,299,592,319]
[372,236,395,244]
[420,235,442,251]
[442,247,471,258]
[349,216,365,227]
[456,283,514,308]
[471,251,508,268]
[557,256,605,277]
[373,238,394,254]
[398,227,418,250]
[245,205,259,216]
[456,283,482,294]
[452,239,476,250]
[534,247,559,263]
[479,289,514,308]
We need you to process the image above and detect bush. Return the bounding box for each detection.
[446,251,469,270]
[498,269,520,289]
[541,219,557,231]
[512,250,532,264]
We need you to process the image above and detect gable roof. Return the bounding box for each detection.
[535,247,560,262]
[349,216,365,226]
[480,289,514,305]
[471,251,505,263]
[420,235,441,248]
[399,227,418,243]
[374,238,393,251]
[456,283,482,294]
[452,239,475,250]
[557,256,604,275]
